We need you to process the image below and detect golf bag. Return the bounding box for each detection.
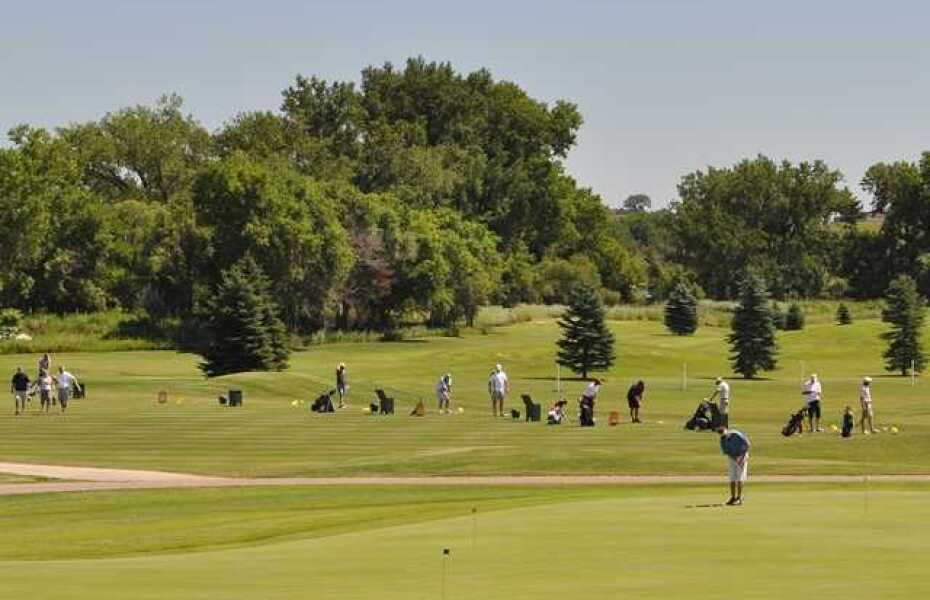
[310,390,335,413]
[842,412,854,438]
[781,408,807,437]
[684,400,722,431]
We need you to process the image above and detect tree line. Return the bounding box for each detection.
[2,57,930,343]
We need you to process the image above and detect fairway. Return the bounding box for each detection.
[0,319,925,477]
[0,483,926,599]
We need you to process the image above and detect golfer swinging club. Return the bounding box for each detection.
[717,426,750,506]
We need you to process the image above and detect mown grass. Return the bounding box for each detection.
[0,317,924,478]
[0,483,927,598]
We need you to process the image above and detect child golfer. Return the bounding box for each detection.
[717,426,750,506]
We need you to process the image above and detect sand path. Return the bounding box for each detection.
[0,462,928,497]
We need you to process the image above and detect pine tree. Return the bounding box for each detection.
[728,276,778,378]
[556,284,615,378]
[784,303,805,330]
[881,275,926,376]
[836,303,852,325]
[664,282,698,335]
[200,259,290,377]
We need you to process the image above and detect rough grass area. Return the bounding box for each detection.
[0,318,924,478]
[0,483,926,598]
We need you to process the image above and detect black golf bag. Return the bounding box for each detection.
[781,408,807,437]
[842,412,854,438]
[684,400,722,431]
[311,390,335,413]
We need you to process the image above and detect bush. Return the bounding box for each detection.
[784,303,806,330]
[771,304,787,330]
[837,303,852,325]
[0,308,23,340]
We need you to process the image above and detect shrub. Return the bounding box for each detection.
[784,303,806,330]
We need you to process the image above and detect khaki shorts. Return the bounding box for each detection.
[58,389,71,407]
[490,391,505,402]
[860,401,874,417]
[13,391,28,403]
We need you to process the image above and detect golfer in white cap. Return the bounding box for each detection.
[488,364,509,417]
[859,376,877,435]
[802,374,823,432]
[708,376,730,427]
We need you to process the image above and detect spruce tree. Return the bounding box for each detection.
[664,282,698,335]
[836,303,852,325]
[784,303,805,330]
[200,259,290,377]
[556,284,615,378]
[881,275,926,376]
[728,276,778,378]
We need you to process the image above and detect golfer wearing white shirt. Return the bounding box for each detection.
[802,374,823,432]
[53,366,78,413]
[709,377,731,427]
[859,376,877,435]
[488,364,509,417]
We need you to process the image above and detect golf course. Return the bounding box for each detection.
[0,312,928,598]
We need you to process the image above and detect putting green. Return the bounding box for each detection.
[0,483,926,599]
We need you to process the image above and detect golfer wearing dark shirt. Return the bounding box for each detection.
[717,427,750,506]
[10,367,30,416]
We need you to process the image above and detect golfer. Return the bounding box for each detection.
[579,378,601,427]
[10,367,30,416]
[708,377,730,427]
[488,364,509,417]
[717,426,750,506]
[436,373,452,414]
[53,366,78,413]
[626,380,645,423]
[36,369,53,413]
[802,374,823,432]
[335,363,348,408]
[859,376,877,435]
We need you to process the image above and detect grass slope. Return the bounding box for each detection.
[0,483,927,599]
[0,319,925,477]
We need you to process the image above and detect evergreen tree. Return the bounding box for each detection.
[728,276,778,378]
[881,275,926,375]
[200,259,290,377]
[784,303,805,330]
[556,284,615,378]
[664,282,698,335]
[836,303,852,325]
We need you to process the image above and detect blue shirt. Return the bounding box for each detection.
[720,430,750,458]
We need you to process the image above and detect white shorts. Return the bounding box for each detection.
[727,454,749,482]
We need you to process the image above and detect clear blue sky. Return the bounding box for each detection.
[2,0,929,207]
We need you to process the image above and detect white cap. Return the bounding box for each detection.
[495,363,502,371]
[715,376,722,384]
[863,376,872,383]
